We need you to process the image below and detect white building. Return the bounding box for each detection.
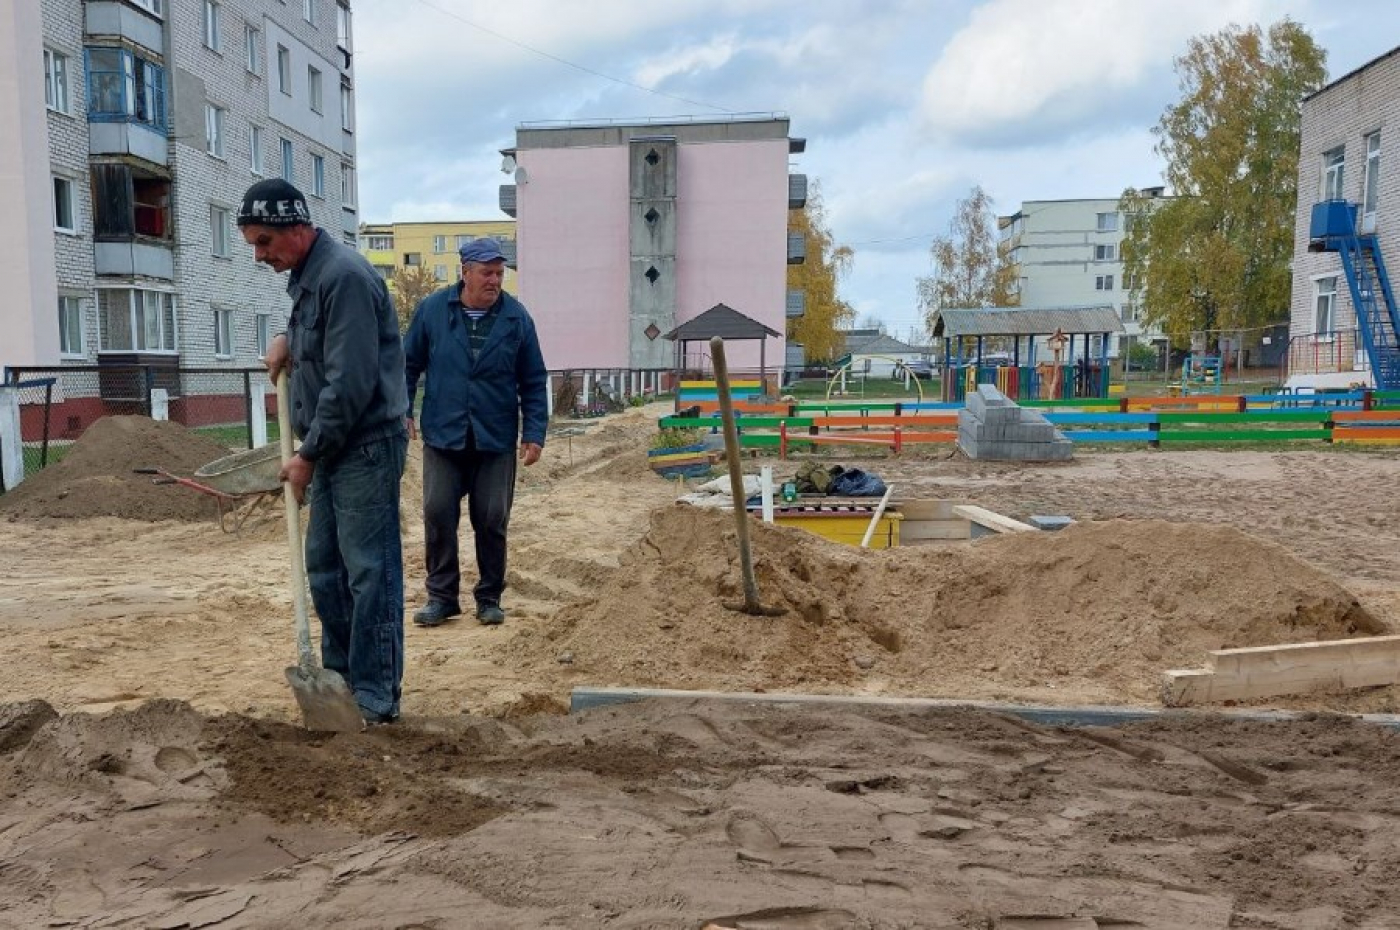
[3,0,359,393]
[1287,46,1400,389]
[999,193,1167,360]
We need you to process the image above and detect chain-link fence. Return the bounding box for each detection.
[2,365,280,490]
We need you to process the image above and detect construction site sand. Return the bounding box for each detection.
[0,415,237,522]
[4,407,1400,925]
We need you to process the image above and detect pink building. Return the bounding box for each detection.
[501,115,806,377]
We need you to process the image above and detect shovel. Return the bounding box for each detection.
[276,371,365,732]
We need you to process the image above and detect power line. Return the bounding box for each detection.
[398,0,738,115]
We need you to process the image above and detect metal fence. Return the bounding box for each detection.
[2,364,278,488]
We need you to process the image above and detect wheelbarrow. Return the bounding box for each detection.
[135,443,284,533]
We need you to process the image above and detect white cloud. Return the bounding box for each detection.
[917,0,1269,143]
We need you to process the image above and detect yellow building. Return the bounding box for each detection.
[359,220,519,292]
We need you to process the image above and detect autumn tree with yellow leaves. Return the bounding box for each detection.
[1120,20,1326,346]
[786,180,856,363]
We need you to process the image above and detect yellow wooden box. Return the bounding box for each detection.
[771,508,903,549]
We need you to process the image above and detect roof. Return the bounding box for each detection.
[665,303,781,341]
[930,306,1125,338]
[848,334,919,355]
[839,328,885,352]
[1304,44,1400,103]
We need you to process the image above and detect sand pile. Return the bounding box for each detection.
[510,506,1385,703]
[0,416,239,522]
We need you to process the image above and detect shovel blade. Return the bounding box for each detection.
[284,665,364,732]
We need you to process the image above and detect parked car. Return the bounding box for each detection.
[900,359,935,378]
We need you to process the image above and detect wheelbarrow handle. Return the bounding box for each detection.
[133,468,158,475]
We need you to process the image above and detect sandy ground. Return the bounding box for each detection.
[3,403,1400,927]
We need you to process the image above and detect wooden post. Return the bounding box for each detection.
[711,336,762,614]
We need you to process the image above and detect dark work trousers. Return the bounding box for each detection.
[421,442,517,610]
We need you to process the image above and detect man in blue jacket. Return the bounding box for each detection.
[242,178,409,726]
[404,237,548,627]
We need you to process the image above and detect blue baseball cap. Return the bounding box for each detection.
[459,237,506,263]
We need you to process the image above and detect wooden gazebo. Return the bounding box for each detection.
[664,302,782,388]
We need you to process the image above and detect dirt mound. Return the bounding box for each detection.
[510,507,1384,703]
[1,416,238,522]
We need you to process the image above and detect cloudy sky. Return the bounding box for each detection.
[350,0,1397,343]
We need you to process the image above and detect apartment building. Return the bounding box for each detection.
[500,114,806,373]
[999,193,1167,359]
[2,0,359,376]
[359,219,518,293]
[1287,46,1400,388]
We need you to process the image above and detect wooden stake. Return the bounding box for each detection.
[711,337,762,614]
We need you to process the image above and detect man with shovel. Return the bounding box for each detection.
[242,178,409,726]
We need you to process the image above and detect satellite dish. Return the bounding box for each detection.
[514,166,529,185]
[500,154,517,175]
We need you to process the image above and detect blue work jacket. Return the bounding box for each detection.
[403,284,548,453]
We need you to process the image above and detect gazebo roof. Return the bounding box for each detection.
[931,305,1125,338]
[665,303,781,341]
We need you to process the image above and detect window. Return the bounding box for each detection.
[91,164,171,240]
[1314,277,1337,334]
[434,264,447,281]
[366,235,392,250]
[1124,273,1141,291]
[255,312,271,358]
[98,289,177,352]
[311,154,325,197]
[244,23,259,73]
[340,163,355,207]
[204,104,226,157]
[1096,212,1118,232]
[455,234,471,250]
[203,0,220,51]
[130,0,164,16]
[1094,244,1116,261]
[44,49,70,114]
[85,47,167,131]
[1095,275,1115,291]
[210,204,230,257]
[281,137,294,180]
[404,252,421,267]
[1120,303,1139,323]
[339,79,352,132]
[214,307,234,358]
[308,66,323,113]
[276,45,291,94]
[304,0,318,26]
[59,296,83,356]
[53,176,75,232]
[336,2,352,50]
[249,124,263,174]
[1323,147,1345,200]
[1363,131,1381,219]
[372,264,393,280]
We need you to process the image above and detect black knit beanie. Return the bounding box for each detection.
[237,178,311,227]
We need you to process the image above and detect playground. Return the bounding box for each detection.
[2,404,1400,927]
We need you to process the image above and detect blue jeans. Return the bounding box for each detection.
[305,432,408,718]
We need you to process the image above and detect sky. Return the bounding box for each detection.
[349,0,1398,344]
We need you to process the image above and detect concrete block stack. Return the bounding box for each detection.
[957,385,1073,461]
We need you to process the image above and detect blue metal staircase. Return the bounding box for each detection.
[1309,201,1400,389]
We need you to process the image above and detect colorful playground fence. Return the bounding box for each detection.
[657,389,1400,455]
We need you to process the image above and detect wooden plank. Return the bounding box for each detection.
[1157,428,1331,442]
[1162,634,1400,706]
[952,505,1036,534]
[569,687,1400,730]
[896,499,970,520]
[1158,411,1331,424]
[900,520,972,541]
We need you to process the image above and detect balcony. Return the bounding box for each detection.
[499,184,517,217]
[786,289,805,318]
[85,2,164,56]
[787,232,806,265]
[788,173,808,209]
[94,240,173,279]
[1308,200,1358,249]
[499,238,518,270]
